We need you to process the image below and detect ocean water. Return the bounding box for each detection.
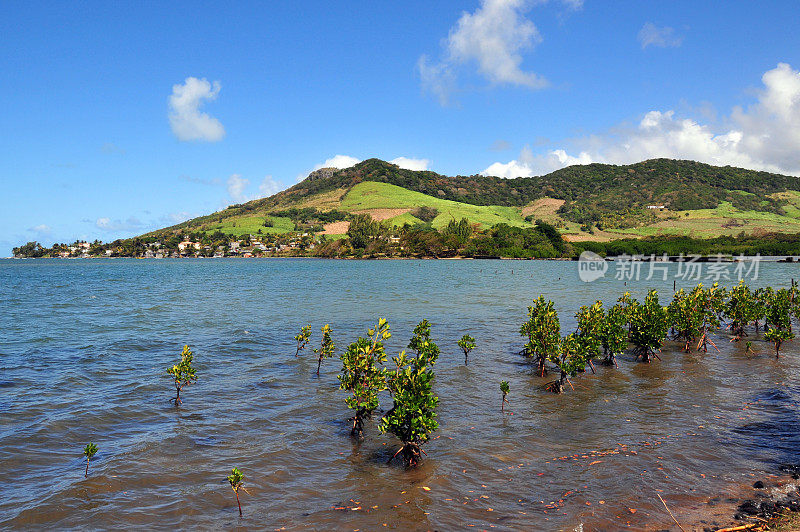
[1,257,799,530]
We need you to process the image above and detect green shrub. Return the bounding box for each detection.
[520,296,561,376]
[380,320,440,466]
[166,345,197,405]
[457,334,476,365]
[764,288,795,357]
[338,319,390,437]
[628,290,669,363]
[294,325,312,356]
[227,467,246,516]
[83,442,98,478]
[314,324,336,375]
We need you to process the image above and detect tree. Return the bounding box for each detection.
[442,217,472,245]
[764,288,794,357]
[520,296,561,376]
[725,281,758,340]
[227,467,246,516]
[457,334,476,365]
[629,290,668,363]
[83,442,98,477]
[314,324,336,375]
[166,345,197,405]
[347,214,381,249]
[575,302,604,373]
[381,320,440,466]
[500,381,510,414]
[548,333,587,394]
[598,303,629,366]
[294,325,312,356]
[338,319,390,437]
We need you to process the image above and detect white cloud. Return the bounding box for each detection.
[313,155,361,171]
[560,0,583,9]
[227,174,250,203]
[417,55,457,106]
[95,217,144,232]
[258,175,282,197]
[224,173,286,203]
[484,145,593,177]
[420,0,548,104]
[638,22,683,49]
[390,157,431,171]
[483,63,800,177]
[28,224,52,235]
[168,212,191,224]
[168,77,225,142]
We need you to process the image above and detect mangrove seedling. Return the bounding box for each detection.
[598,303,629,367]
[227,467,246,516]
[314,324,336,375]
[381,320,440,467]
[752,287,771,332]
[294,325,312,356]
[338,319,390,438]
[166,345,197,405]
[667,284,724,353]
[520,296,561,377]
[629,290,668,363]
[457,334,476,365]
[725,281,758,341]
[83,442,98,478]
[575,301,604,373]
[500,380,510,413]
[668,288,700,352]
[764,288,795,357]
[547,333,586,394]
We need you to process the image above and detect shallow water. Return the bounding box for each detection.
[1,258,799,530]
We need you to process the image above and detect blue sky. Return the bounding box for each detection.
[2,0,800,256]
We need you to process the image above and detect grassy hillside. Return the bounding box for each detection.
[145,157,800,241]
[340,182,529,230]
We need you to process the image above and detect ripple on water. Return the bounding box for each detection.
[2,258,800,530]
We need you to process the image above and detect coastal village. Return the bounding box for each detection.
[14,234,320,259]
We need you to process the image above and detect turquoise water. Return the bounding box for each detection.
[1,258,799,530]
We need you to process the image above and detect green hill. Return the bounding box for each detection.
[148,158,800,241]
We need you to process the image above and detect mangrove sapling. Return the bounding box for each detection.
[725,281,758,341]
[698,283,726,353]
[547,333,586,394]
[380,321,440,467]
[668,284,725,353]
[226,467,247,516]
[500,380,510,413]
[520,296,561,377]
[764,288,795,357]
[314,324,336,375]
[575,302,604,373]
[457,334,476,365]
[752,287,771,332]
[629,290,669,363]
[166,345,197,405]
[598,303,629,367]
[408,319,439,357]
[83,442,98,478]
[667,288,700,353]
[294,325,312,356]
[338,319,390,438]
